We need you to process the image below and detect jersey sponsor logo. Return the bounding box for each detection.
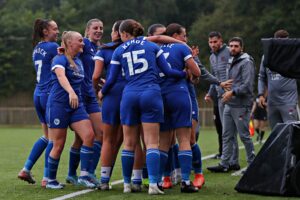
[72,71,84,78]
[54,118,60,125]
[68,64,84,78]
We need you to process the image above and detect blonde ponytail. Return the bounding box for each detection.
[61,31,77,68]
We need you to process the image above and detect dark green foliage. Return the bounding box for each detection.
[0,0,298,98]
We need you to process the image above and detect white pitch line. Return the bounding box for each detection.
[51,140,265,200]
[50,179,124,200]
[50,189,93,200]
[231,167,247,176]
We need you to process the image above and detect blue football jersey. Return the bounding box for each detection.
[101,37,186,95]
[94,42,125,81]
[32,41,59,94]
[49,55,84,103]
[79,38,98,97]
[159,43,192,88]
[110,37,161,91]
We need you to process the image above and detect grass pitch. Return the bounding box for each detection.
[0,126,294,200]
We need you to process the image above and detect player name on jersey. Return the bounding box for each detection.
[121,38,145,49]
[161,43,175,48]
[33,47,47,57]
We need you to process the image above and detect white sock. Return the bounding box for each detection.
[23,167,29,172]
[149,183,157,187]
[132,169,142,181]
[101,166,112,179]
[124,183,131,187]
[175,168,181,176]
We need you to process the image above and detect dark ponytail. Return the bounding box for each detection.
[101,20,123,50]
[119,19,144,38]
[165,23,184,37]
[147,24,165,36]
[32,18,52,47]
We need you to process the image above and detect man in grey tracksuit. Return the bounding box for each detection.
[258,30,298,129]
[205,32,240,170]
[207,37,255,172]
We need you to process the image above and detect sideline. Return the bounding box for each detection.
[51,141,264,200]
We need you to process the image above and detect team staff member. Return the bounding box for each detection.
[46,31,95,189]
[18,19,59,187]
[99,19,187,195]
[258,30,298,129]
[207,37,255,172]
[205,32,240,171]
[66,19,104,186]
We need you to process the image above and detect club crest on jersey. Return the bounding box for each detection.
[54,118,60,125]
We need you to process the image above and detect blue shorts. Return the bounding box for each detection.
[187,82,198,121]
[160,89,192,131]
[102,82,125,125]
[46,102,89,128]
[190,95,199,121]
[33,92,48,123]
[120,87,163,125]
[82,95,101,114]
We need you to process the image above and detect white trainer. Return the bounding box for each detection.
[123,183,131,193]
[148,185,164,195]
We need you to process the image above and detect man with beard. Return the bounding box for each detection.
[205,32,239,171]
[207,37,255,172]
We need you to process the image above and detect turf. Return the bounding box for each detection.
[0,126,295,200]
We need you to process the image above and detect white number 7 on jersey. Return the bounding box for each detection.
[35,60,42,83]
[123,50,148,76]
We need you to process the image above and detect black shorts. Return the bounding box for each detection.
[253,106,267,121]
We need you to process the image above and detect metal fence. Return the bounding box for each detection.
[0,107,215,127]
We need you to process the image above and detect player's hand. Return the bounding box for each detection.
[258,96,266,108]
[222,90,233,103]
[98,90,104,101]
[220,79,233,91]
[57,46,65,55]
[100,78,106,84]
[69,92,79,109]
[190,76,200,84]
[204,94,212,103]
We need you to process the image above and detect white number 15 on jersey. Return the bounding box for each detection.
[123,50,148,76]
